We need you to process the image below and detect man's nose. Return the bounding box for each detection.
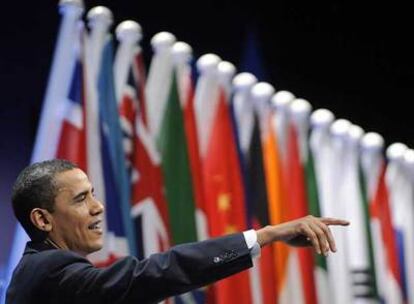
[90,197,104,215]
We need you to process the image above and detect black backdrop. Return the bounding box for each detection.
[1,0,413,265]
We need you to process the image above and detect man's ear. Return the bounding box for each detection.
[30,208,53,232]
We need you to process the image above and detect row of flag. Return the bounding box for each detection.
[4,1,414,304]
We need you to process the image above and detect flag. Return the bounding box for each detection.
[244,115,277,304]
[265,90,302,303]
[131,117,171,259]
[372,163,404,303]
[285,100,317,304]
[361,133,404,304]
[176,43,209,242]
[157,68,198,245]
[193,54,223,304]
[305,141,331,304]
[358,159,380,301]
[244,115,270,229]
[113,27,172,265]
[158,43,205,304]
[262,107,286,302]
[2,4,85,303]
[113,22,171,260]
[145,33,197,246]
[324,119,353,304]
[341,125,378,302]
[386,143,409,302]
[86,35,134,265]
[202,78,252,303]
[240,81,277,304]
[309,109,338,304]
[56,53,87,170]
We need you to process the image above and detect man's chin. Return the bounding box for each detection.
[87,241,103,254]
[93,242,103,252]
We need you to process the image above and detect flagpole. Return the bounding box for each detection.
[360,133,385,200]
[289,98,312,163]
[86,6,112,79]
[251,82,275,126]
[217,61,236,98]
[194,53,221,157]
[83,6,113,262]
[249,81,276,304]
[2,1,84,303]
[84,5,113,202]
[403,149,414,304]
[171,42,192,99]
[232,72,257,156]
[270,90,295,161]
[146,32,176,138]
[360,132,389,303]
[309,108,335,217]
[114,21,142,103]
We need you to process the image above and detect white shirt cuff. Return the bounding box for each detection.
[243,229,261,259]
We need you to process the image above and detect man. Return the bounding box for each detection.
[6,159,349,303]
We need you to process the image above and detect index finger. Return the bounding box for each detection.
[320,217,350,226]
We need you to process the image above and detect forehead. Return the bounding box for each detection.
[54,168,90,192]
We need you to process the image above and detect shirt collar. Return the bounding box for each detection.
[24,240,58,255]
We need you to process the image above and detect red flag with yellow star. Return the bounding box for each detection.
[202,88,252,304]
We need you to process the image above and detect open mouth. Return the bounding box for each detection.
[88,220,102,231]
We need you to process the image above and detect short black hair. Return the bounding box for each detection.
[11,159,78,241]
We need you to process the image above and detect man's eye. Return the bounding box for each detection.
[76,194,87,202]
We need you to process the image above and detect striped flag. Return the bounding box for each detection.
[268,90,299,304]
[309,109,337,304]
[169,41,206,304]
[88,36,134,265]
[372,163,404,303]
[342,124,378,302]
[358,150,380,302]
[234,78,277,304]
[306,131,330,304]
[157,65,198,245]
[361,133,404,304]
[285,99,317,304]
[56,27,87,172]
[386,143,409,303]
[113,21,171,260]
[175,43,209,243]
[326,119,353,304]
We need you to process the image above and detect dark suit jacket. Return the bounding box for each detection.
[6,233,252,304]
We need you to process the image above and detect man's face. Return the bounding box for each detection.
[48,168,104,256]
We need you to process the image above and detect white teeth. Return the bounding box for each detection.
[89,221,101,230]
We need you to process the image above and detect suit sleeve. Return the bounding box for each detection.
[48,233,253,303]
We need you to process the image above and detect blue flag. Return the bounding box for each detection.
[97,38,136,258]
